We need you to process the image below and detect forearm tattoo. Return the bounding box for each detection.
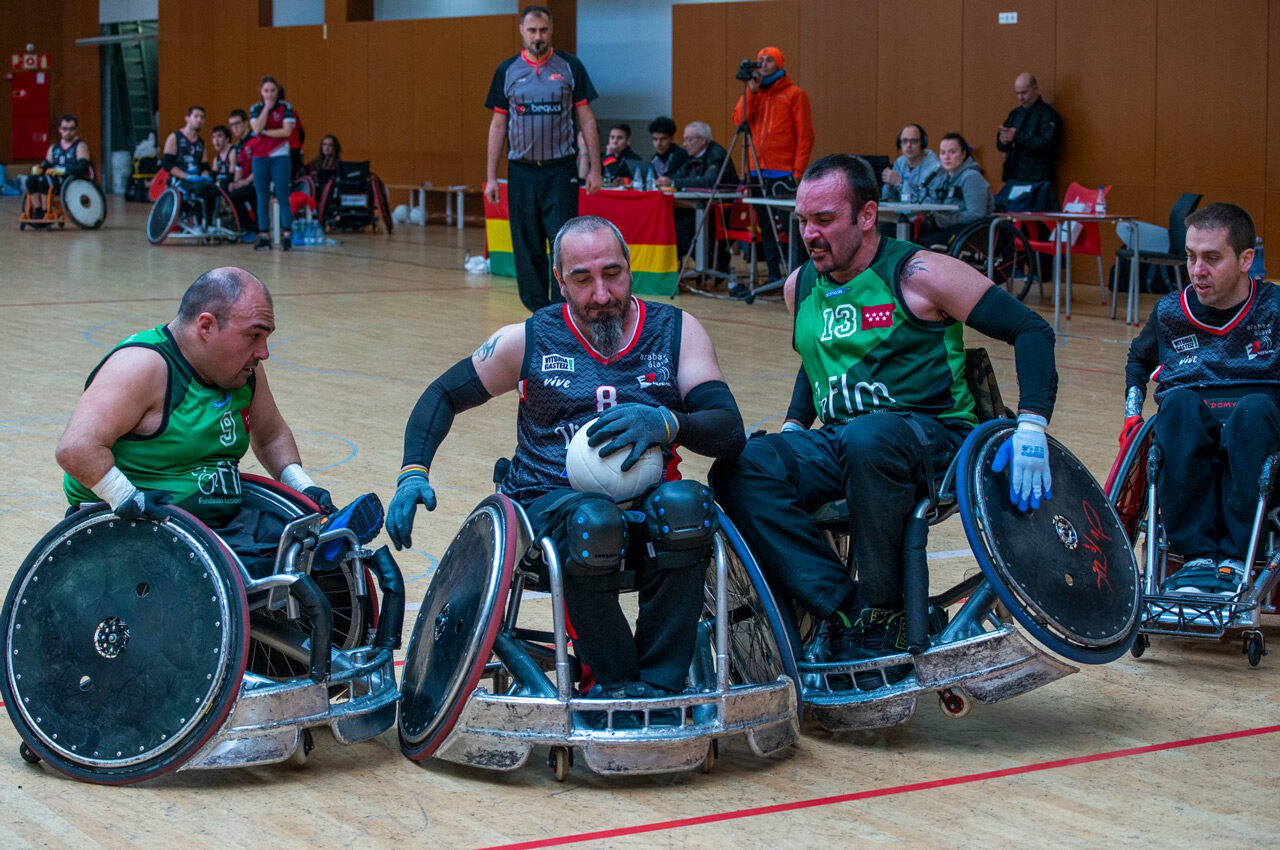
[1125,385,1144,418]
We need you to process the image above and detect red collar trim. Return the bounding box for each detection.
[561,298,644,365]
[1180,280,1255,335]
[522,48,554,68]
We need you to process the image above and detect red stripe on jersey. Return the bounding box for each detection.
[1179,280,1255,335]
[574,99,589,107]
[561,297,646,365]
[493,107,509,115]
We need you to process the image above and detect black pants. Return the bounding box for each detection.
[711,414,967,614]
[748,174,795,280]
[507,158,579,312]
[674,208,730,275]
[229,184,257,232]
[1154,389,1280,561]
[525,489,705,692]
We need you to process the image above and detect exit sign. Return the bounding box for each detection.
[999,12,1018,24]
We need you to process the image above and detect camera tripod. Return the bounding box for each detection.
[679,71,793,301]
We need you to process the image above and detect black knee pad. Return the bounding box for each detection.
[642,480,719,571]
[561,496,629,589]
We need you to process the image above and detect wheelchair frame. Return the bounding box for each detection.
[19,176,107,231]
[398,494,798,779]
[947,217,1038,301]
[1107,415,1280,666]
[2,475,404,783]
[146,181,240,245]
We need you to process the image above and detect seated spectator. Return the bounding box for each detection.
[601,123,642,184]
[661,122,737,273]
[226,109,257,240]
[881,123,940,203]
[916,133,993,249]
[647,116,688,183]
[209,124,236,188]
[307,134,341,199]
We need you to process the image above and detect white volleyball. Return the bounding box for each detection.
[565,418,664,502]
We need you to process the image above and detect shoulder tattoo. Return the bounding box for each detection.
[474,332,501,361]
[899,257,928,286]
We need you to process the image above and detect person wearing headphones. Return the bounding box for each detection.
[881,123,940,204]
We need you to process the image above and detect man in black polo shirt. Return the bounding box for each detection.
[485,4,602,312]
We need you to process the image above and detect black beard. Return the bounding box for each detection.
[589,315,623,357]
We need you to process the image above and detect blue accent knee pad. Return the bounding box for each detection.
[642,480,719,571]
[561,496,629,588]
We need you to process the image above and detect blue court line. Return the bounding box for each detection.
[748,413,781,432]
[295,430,358,473]
[83,320,132,349]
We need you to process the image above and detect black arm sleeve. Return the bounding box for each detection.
[1125,305,1161,404]
[161,152,176,171]
[965,285,1058,419]
[66,158,91,178]
[672,380,746,460]
[400,357,493,469]
[785,364,817,427]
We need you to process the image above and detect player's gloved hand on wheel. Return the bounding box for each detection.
[1118,415,1143,446]
[386,471,436,550]
[114,488,173,522]
[302,486,335,513]
[587,403,678,471]
[992,413,1052,512]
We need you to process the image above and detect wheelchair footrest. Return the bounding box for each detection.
[180,648,398,771]
[800,626,1076,732]
[1139,593,1260,637]
[431,678,797,775]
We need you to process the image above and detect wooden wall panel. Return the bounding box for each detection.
[878,0,962,160]
[799,0,877,161]
[460,16,522,187]
[413,19,464,185]
[722,0,800,157]
[672,4,729,143]
[326,22,371,157]
[1268,0,1280,190]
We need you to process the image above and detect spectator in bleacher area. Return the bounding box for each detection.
[881,124,940,204]
[647,116,688,182]
[997,72,1062,187]
[226,109,257,241]
[660,122,738,273]
[248,75,297,251]
[210,124,236,188]
[485,4,601,312]
[915,133,992,250]
[732,46,813,283]
[25,113,90,218]
[601,124,643,185]
[307,134,341,199]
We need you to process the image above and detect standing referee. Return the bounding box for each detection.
[485,5,602,312]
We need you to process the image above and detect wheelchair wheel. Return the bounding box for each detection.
[146,187,180,244]
[61,178,106,230]
[399,494,517,760]
[1,506,249,784]
[956,420,1142,664]
[207,188,240,243]
[705,510,801,702]
[949,219,1034,300]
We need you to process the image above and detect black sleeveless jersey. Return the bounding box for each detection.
[47,138,81,169]
[499,298,686,503]
[171,130,205,174]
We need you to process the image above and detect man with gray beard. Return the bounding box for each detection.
[386,215,745,698]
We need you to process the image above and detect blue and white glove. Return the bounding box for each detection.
[991,414,1052,511]
[386,469,437,550]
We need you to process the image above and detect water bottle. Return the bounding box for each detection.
[1250,236,1266,280]
[1096,187,1107,217]
[646,166,656,192]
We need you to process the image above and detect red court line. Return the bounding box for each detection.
[479,723,1280,850]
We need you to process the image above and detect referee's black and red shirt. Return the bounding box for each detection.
[485,49,597,163]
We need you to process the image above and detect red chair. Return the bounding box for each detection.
[1025,182,1111,318]
[712,197,762,287]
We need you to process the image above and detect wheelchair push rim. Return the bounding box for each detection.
[398,494,517,760]
[956,419,1141,665]
[1,505,249,784]
[146,187,180,244]
[61,178,106,230]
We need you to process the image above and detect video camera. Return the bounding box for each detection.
[736,58,761,82]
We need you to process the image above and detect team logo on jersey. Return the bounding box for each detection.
[637,367,672,388]
[519,101,564,116]
[824,287,848,299]
[1177,355,1198,366]
[1172,334,1199,353]
[549,73,564,81]
[544,376,572,389]
[542,354,575,372]
[212,392,231,410]
[861,304,895,329]
[1246,338,1272,360]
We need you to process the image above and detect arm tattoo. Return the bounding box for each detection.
[474,333,500,362]
[1125,385,1144,418]
[899,257,928,287]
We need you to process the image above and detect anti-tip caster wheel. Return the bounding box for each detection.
[1244,632,1266,668]
[1130,633,1149,659]
[291,729,315,766]
[19,742,41,765]
[938,687,972,719]
[700,739,718,774]
[548,746,571,782]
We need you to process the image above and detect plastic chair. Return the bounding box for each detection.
[713,197,762,287]
[1025,183,1111,318]
[1110,193,1202,317]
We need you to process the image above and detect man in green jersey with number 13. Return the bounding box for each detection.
[713,154,1058,680]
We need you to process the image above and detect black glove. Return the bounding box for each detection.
[114,489,173,522]
[302,486,335,513]
[586,403,677,471]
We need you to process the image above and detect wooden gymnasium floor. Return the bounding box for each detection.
[0,195,1276,848]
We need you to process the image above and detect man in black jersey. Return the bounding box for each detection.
[386,216,746,699]
[162,105,218,226]
[485,5,602,312]
[25,114,91,218]
[1123,203,1280,595]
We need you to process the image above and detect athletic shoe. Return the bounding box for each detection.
[827,606,911,690]
[1161,557,1218,594]
[1216,558,1247,596]
[318,492,384,562]
[254,235,271,250]
[241,231,258,243]
[281,235,292,251]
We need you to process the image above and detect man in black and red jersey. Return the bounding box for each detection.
[385,216,745,700]
[1123,202,1280,595]
[485,5,602,312]
[161,105,219,226]
[25,113,91,218]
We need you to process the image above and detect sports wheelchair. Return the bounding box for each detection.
[715,354,1141,731]
[945,217,1039,301]
[146,174,240,245]
[317,161,393,233]
[397,491,798,780]
[19,170,106,231]
[1,475,405,784]
[1106,415,1280,666]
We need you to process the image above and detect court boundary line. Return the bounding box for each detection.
[477,723,1280,850]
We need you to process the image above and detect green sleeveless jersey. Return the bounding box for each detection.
[792,237,976,426]
[63,325,255,525]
